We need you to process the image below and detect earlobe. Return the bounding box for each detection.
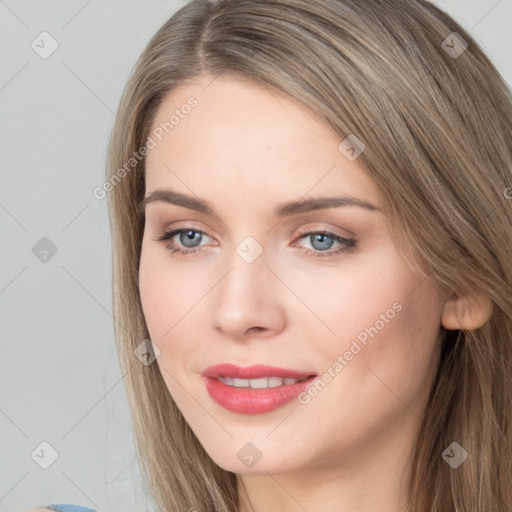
[441,292,493,330]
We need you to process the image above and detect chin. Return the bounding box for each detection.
[202,440,305,475]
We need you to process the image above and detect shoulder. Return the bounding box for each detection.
[25,506,98,512]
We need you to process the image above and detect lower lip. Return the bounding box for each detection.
[204,376,317,414]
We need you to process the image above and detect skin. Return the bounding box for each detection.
[138,74,491,512]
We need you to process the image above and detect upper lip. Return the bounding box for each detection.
[202,363,316,380]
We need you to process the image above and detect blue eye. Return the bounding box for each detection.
[153,228,210,256]
[172,229,203,248]
[153,227,357,260]
[294,228,357,259]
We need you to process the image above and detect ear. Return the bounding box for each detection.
[441,292,493,330]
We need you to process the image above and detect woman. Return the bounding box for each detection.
[37,0,512,510]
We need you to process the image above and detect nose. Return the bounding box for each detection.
[210,247,287,341]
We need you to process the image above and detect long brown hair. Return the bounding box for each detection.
[105,1,512,510]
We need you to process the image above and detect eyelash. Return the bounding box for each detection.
[153,226,357,260]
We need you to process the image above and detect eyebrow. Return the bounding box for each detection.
[139,188,381,218]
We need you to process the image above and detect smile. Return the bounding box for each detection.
[217,376,309,388]
[201,363,318,414]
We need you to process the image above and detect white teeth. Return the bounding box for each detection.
[233,378,249,387]
[268,377,284,387]
[217,376,308,388]
[249,377,271,389]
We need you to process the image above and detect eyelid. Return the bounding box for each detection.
[156,219,353,240]
[158,221,219,241]
[294,222,355,239]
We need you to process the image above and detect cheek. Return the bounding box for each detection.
[139,236,185,324]
[286,247,443,386]
[290,261,443,446]
[138,251,193,401]
[320,263,442,413]
[138,243,183,344]
[280,247,416,351]
[138,255,166,340]
[138,243,209,367]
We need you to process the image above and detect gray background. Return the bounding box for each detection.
[1,1,510,510]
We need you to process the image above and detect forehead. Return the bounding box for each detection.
[145,75,381,212]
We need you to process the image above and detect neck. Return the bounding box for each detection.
[236,414,418,512]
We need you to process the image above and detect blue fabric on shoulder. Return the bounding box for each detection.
[45,505,98,512]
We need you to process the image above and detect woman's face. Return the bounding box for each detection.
[139,74,445,476]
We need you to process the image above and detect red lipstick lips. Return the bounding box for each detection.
[202,363,317,414]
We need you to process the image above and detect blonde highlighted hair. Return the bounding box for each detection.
[106,0,512,510]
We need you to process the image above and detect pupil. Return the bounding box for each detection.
[312,233,333,250]
[182,230,200,247]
